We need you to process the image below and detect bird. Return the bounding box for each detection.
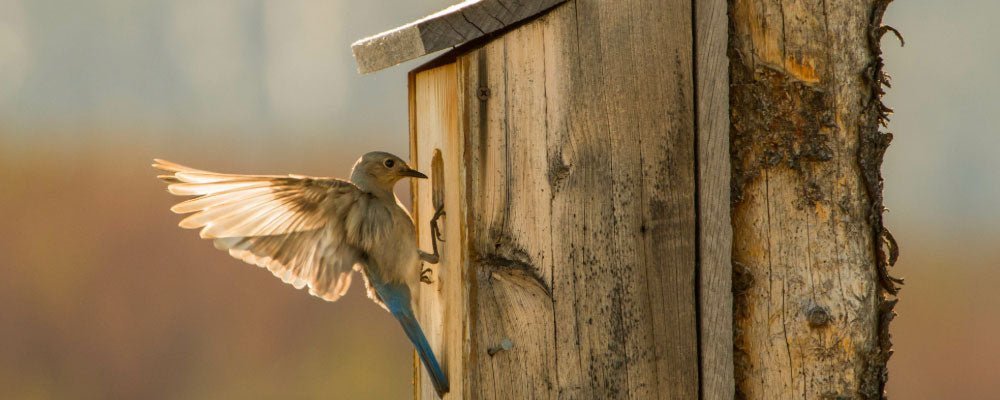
[153,151,450,397]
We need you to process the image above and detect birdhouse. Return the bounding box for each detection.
[353,0,732,398]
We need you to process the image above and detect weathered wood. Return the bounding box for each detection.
[410,64,467,399]
[409,0,703,398]
[695,0,734,398]
[352,0,566,74]
[461,21,557,399]
[729,0,897,398]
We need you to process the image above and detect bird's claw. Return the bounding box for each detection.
[430,204,446,243]
[421,267,434,284]
[419,203,445,267]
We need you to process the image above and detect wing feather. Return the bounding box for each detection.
[155,159,376,302]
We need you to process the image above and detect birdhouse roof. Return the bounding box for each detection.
[351,0,565,74]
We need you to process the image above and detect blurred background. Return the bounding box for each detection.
[0,0,993,398]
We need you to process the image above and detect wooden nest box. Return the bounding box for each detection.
[353,0,731,398]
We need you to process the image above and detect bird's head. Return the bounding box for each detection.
[350,151,427,192]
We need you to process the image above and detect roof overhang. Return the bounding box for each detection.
[351,0,566,74]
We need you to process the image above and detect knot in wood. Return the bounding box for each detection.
[732,262,754,295]
[806,305,832,328]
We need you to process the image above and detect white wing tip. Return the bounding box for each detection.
[310,288,343,302]
[198,226,218,239]
[177,219,201,229]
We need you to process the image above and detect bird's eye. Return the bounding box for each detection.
[383,159,395,168]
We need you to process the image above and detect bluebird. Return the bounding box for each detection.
[153,152,449,397]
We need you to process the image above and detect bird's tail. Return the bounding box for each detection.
[392,305,450,397]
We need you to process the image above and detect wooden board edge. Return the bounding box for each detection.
[352,0,567,74]
[695,0,735,398]
[407,67,422,400]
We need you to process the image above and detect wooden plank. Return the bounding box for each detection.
[461,21,557,399]
[565,2,698,397]
[410,63,468,399]
[452,1,700,398]
[352,0,566,74]
[695,0,734,399]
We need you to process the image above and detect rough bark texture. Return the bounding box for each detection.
[728,0,899,398]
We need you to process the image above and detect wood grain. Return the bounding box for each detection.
[695,0,734,398]
[729,0,888,398]
[352,0,566,74]
[411,63,467,399]
[559,3,699,397]
[461,20,557,399]
[415,1,699,398]
[407,0,739,398]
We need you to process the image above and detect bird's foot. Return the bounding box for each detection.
[421,267,435,284]
[419,203,446,266]
[430,203,446,243]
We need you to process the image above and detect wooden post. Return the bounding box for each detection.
[728,0,899,398]
[400,0,732,398]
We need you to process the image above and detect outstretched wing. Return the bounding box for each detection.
[154,159,375,302]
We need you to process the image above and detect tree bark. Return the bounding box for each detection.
[728,0,899,398]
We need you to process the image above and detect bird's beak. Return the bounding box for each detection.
[399,168,428,179]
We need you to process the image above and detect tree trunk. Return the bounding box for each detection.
[728,0,899,398]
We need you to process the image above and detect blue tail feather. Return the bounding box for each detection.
[393,306,450,396]
[377,282,450,397]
